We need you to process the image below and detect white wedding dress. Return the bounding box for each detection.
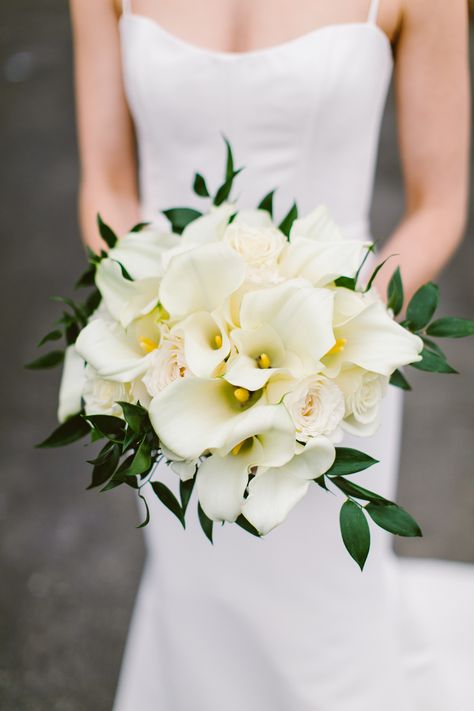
[113,1,474,709]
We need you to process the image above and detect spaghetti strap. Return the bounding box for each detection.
[367,0,381,25]
[122,0,132,15]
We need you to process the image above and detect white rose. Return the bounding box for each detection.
[223,221,285,283]
[337,367,388,436]
[142,326,188,397]
[284,375,345,442]
[83,365,130,417]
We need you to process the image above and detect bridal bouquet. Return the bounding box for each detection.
[30,140,474,569]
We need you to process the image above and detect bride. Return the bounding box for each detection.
[69,0,472,709]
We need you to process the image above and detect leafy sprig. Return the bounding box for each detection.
[315,448,422,570]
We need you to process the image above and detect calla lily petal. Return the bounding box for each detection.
[241,436,334,534]
[107,230,180,279]
[96,259,161,328]
[281,237,371,286]
[76,318,152,382]
[327,301,423,377]
[174,311,230,378]
[241,467,310,535]
[57,345,86,422]
[196,440,262,522]
[181,203,235,245]
[149,376,295,462]
[240,280,335,367]
[287,436,336,479]
[159,243,246,319]
[289,205,343,243]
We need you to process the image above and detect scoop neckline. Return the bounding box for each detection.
[120,13,392,62]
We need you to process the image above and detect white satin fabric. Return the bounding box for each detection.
[113,3,474,709]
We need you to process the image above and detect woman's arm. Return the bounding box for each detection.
[375,0,470,302]
[70,0,140,253]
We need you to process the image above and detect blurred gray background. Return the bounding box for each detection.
[0,2,473,710]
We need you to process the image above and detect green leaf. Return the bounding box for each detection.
[339,500,371,570]
[331,476,388,504]
[235,514,261,538]
[180,476,195,515]
[334,276,356,290]
[130,221,151,233]
[406,282,439,331]
[75,264,96,289]
[193,172,210,197]
[87,443,121,489]
[51,296,87,326]
[117,402,150,433]
[354,244,375,285]
[426,317,474,339]
[389,369,412,391]
[84,414,126,441]
[387,266,404,316]
[365,502,422,537]
[125,437,152,477]
[83,288,102,317]
[152,482,185,528]
[162,207,202,235]
[115,260,134,281]
[97,213,118,248]
[36,413,90,448]
[314,474,329,491]
[101,453,135,491]
[136,492,150,528]
[364,255,394,293]
[257,189,275,217]
[198,502,214,543]
[65,322,80,346]
[37,330,62,347]
[421,336,446,360]
[25,350,64,370]
[324,448,379,477]
[214,168,243,206]
[278,201,298,239]
[223,135,234,180]
[86,440,116,466]
[410,348,458,374]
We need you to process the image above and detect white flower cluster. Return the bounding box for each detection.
[58,205,423,534]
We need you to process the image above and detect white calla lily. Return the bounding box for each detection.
[239,279,336,370]
[57,345,86,422]
[159,242,246,319]
[196,405,297,522]
[224,324,303,390]
[289,205,343,242]
[280,236,371,287]
[181,203,235,245]
[96,259,161,328]
[149,376,295,462]
[107,230,180,279]
[324,295,423,377]
[76,317,157,382]
[241,436,335,534]
[173,311,230,378]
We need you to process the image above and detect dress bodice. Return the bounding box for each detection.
[119,4,393,241]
